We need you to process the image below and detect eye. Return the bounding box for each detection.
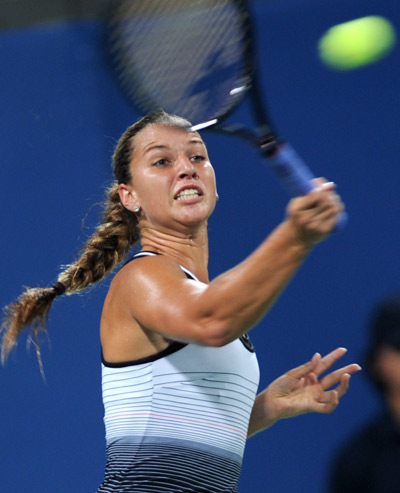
[190,155,205,162]
[154,158,168,167]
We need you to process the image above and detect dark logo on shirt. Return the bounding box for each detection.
[240,333,255,353]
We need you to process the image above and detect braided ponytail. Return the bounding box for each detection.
[1,284,65,376]
[57,183,139,293]
[1,184,139,373]
[1,110,191,372]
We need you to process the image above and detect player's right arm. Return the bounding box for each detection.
[116,183,343,347]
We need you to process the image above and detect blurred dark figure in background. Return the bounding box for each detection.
[329,295,400,493]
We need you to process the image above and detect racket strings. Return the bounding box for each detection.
[108,0,251,124]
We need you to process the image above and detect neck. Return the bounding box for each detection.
[139,222,210,283]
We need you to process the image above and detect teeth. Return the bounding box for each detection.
[176,189,200,200]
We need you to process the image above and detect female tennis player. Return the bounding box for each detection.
[1,111,360,492]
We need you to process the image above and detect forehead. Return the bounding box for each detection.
[132,123,204,154]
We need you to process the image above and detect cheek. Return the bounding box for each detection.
[204,164,217,190]
[134,171,171,204]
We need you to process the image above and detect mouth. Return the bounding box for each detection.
[175,187,203,201]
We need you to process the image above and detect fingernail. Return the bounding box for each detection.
[316,182,335,191]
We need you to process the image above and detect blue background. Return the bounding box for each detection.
[1,0,399,491]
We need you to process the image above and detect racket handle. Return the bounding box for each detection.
[264,143,347,231]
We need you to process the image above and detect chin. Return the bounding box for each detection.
[177,208,211,228]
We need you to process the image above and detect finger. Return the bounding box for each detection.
[311,178,336,191]
[306,192,343,221]
[287,193,338,232]
[295,194,342,232]
[334,373,351,399]
[299,189,333,212]
[312,351,321,364]
[313,347,348,376]
[310,182,338,204]
[317,390,339,413]
[292,181,340,213]
[318,373,351,402]
[285,353,320,379]
[319,364,361,389]
[302,206,342,233]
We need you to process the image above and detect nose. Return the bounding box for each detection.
[177,156,198,179]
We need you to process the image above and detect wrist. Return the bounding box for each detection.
[248,388,280,437]
[261,386,283,425]
[276,219,315,254]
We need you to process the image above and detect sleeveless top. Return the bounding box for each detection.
[97,252,260,492]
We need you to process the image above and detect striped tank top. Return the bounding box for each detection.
[97,252,260,492]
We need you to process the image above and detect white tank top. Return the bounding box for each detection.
[98,252,260,492]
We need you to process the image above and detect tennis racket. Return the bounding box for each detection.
[106,0,347,229]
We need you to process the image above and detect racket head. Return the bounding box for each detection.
[106,0,254,127]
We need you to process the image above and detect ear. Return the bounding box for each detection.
[118,183,140,212]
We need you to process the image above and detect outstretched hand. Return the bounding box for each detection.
[266,347,361,420]
[248,348,361,436]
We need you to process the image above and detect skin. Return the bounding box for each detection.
[248,347,360,436]
[372,347,400,430]
[101,122,360,435]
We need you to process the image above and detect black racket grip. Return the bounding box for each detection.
[264,143,347,231]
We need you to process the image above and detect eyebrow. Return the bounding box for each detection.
[143,139,205,155]
[143,144,168,155]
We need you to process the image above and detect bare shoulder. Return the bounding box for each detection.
[112,254,189,296]
[102,252,210,348]
[108,253,205,320]
[101,255,191,362]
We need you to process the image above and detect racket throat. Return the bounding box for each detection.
[257,132,280,157]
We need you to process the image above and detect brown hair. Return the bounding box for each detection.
[1,110,191,374]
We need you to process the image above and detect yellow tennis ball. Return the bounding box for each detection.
[318,16,396,70]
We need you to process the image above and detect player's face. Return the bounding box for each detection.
[122,123,217,235]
